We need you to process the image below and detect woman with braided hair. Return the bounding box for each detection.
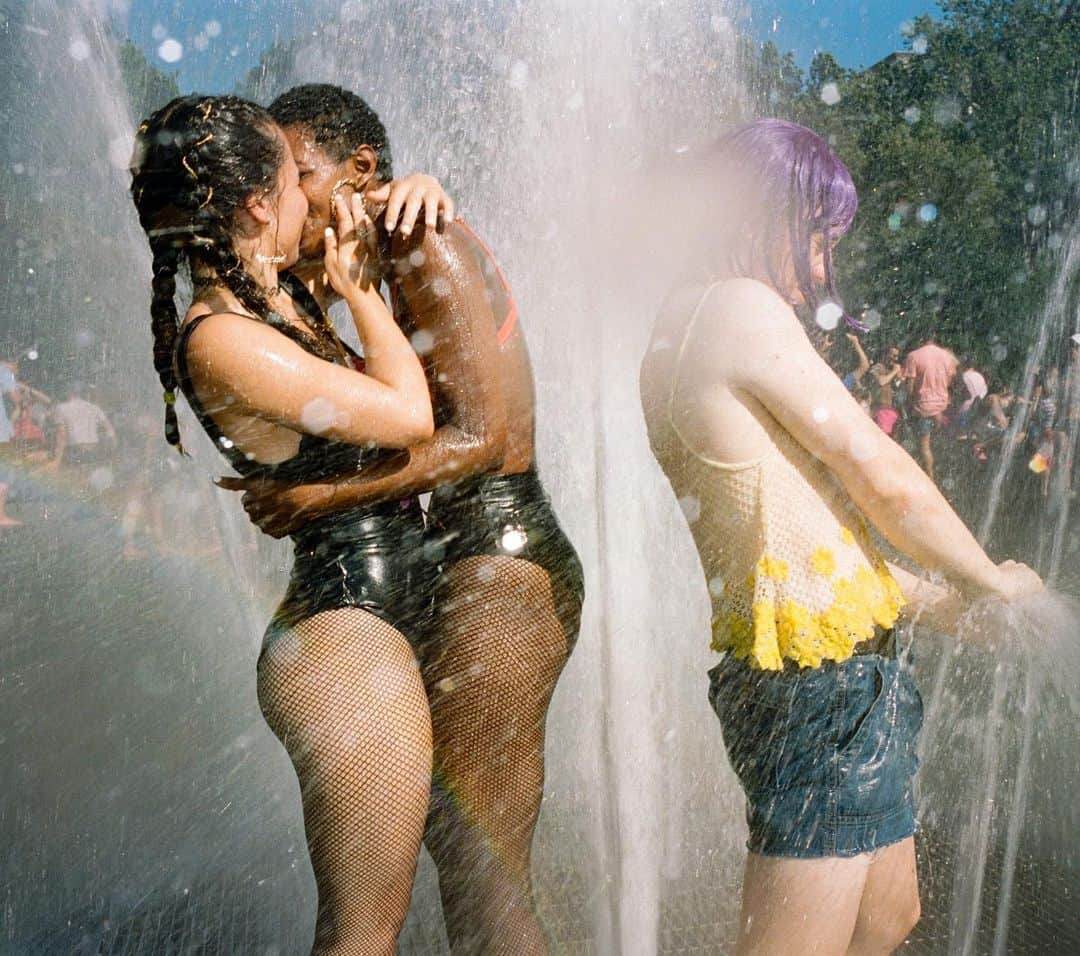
[129,93,456,955]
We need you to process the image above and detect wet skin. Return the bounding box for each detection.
[224,126,540,534]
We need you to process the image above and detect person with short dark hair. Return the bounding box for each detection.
[220,83,584,953]
[903,337,959,482]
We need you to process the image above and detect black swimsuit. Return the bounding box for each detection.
[173,282,437,652]
[417,227,585,645]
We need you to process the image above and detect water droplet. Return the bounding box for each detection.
[26,349,38,361]
[218,436,233,449]
[431,277,452,298]
[108,132,135,170]
[410,329,435,355]
[193,34,209,52]
[815,302,843,331]
[820,83,841,106]
[678,495,701,523]
[12,163,24,175]
[888,213,903,231]
[912,35,929,55]
[932,96,962,126]
[903,106,921,124]
[862,309,882,331]
[1026,205,1047,226]
[300,397,339,434]
[564,90,584,112]
[151,23,167,41]
[68,37,91,61]
[708,576,726,597]
[917,203,938,223]
[813,406,830,424]
[508,61,528,90]
[849,433,878,462]
[991,343,1008,362]
[408,249,426,267]
[158,38,183,63]
[89,467,114,492]
[205,19,222,37]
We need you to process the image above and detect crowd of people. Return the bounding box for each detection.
[0,355,229,560]
[824,329,1080,523]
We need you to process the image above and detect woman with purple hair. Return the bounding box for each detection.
[640,119,1042,953]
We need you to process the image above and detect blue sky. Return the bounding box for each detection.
[121,1,943,94]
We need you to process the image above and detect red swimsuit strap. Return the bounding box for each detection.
[454,218,519,345]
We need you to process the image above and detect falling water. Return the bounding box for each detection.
[2,1,1077,954]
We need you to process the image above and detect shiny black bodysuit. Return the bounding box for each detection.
[173,281,437,652]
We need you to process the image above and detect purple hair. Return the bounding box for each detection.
[709,119,864,331]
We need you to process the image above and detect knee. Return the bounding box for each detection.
[854,892,920,953]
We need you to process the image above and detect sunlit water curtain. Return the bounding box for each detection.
[1,1,1077,954]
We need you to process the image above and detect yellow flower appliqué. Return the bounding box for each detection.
[809,547,837,577]
[757,556,790,581]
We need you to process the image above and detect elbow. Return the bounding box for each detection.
[401,402,435,446]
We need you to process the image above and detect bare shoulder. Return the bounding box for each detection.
[693,277,803,353]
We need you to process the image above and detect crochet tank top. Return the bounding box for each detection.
[664,286,905,671]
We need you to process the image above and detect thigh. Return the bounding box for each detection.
[738,851,871,956]
[257,606,432,787]
[848,837,920,955]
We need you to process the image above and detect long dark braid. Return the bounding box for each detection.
[130,94,285,450]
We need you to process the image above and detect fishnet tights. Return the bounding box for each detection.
[421,555,577,955]
[256,608,432,956]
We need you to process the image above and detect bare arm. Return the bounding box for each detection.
[226,220,509,525]
[700,280,1038,601]
[185,312,433,449]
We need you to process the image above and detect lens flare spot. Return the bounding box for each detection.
[820,82,841,106]
[300,397,339,435]
[815,302,843,331]
[158,38,183,63]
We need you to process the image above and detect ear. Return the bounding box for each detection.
[349,145,380,187]
[243,190,274,226]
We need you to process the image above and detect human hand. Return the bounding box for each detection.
[215,475,328,538]
[369,174,455,237]
[991,560,1044,602]
[323,191,380,301]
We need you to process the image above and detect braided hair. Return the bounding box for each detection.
[129,94,285,451]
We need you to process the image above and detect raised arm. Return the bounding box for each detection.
[185,311,433,449]
[699,280,1040,603]
[224,219,509,531]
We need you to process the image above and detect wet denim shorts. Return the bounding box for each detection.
[708,636,923,858]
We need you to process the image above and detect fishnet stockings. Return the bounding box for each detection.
[421,555,577,955]
[256,608,432,956]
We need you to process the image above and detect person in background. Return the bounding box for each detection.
[0,357,22,526]
[51,382,117,471]
[904,336,959,482]
[868,342,904,436]
[954,357,988,436]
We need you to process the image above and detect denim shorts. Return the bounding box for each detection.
[708,637,923,858]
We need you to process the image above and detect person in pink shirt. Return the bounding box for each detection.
[904,338,959,481]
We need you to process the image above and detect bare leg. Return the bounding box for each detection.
[735,837,919,956]
[257,608,432,956]
[918,431,935,482]
[422,555,577,955]
[736,852,869,956]
[0,483,21,526]
[847,838,920,955]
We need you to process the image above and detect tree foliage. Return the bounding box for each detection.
[742,0,1078,379]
